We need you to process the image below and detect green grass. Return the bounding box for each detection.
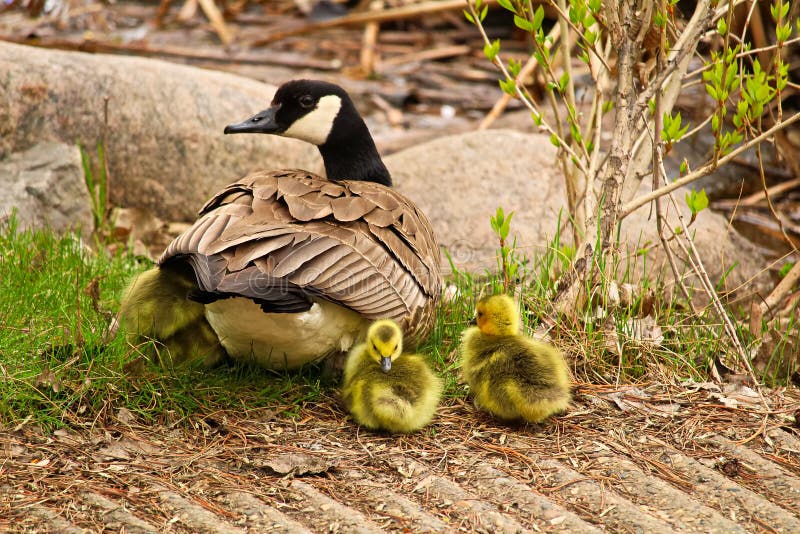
[0,219,328,431]
[1,215,795,432]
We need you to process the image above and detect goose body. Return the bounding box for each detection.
[342,320,442,433]
[460,295,571,423]
[120,80,441,369]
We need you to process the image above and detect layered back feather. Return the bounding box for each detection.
[160,170,442,344]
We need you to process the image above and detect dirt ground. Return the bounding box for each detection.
[3,2,800,532]
[3,383,800,532]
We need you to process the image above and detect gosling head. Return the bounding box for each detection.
[365,319,403,373]
[224,79,391,186]
[474,294,521,337]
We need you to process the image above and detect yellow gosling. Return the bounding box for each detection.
[460,294,570,423]
[342,319,442,433]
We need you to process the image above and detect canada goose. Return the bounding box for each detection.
[342,319,442,433]
[119,79,441,370]
[459,294,571,423]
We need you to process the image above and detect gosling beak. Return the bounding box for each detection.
[380,356,392,373]
[224,104,282,135]
[468,317,477,326]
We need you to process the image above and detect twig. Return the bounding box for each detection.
[197,0,234,45]
[154,0,172,28]
[5,36,340,70]
[662,173,762,399]
[249,0,497,46]
[479,56,535,130]
[758,261,800,319]
[359,2,381,76]
[380,45,471,67]
[177,0,198,22]
[621,111,800,218]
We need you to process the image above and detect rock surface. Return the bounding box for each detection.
[0,142,93,239]
[387,129,767,291]
[0,41,319,221]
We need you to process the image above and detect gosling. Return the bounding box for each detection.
[342,320,442,434]
[460,294,570,424]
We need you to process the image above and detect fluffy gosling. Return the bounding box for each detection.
[460,294,570,424]
[342,320,442,433]
[118,264,226,367]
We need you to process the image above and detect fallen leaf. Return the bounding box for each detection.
[251,452,339,477]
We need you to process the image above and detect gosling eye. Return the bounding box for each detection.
[298,95,315,109]
[392,344,398,353]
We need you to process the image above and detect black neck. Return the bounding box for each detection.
[318,106,392,187]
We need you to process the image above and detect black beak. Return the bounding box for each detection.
[469,317,477,326]
[224,104,282,135]
[380,357,392,373]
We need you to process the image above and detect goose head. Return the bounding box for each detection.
[224,79,391,186]
[474,294,521,337]
[364,319,404,373]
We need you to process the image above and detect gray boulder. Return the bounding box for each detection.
[0,142,93,239]
[387,129,767,292]
[0,42,319,221]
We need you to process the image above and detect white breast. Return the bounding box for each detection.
[204,297,368,369]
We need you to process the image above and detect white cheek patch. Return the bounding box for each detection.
[283,94,342,145]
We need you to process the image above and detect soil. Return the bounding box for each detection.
[3,384,800,532]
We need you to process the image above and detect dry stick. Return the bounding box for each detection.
[359,2,381,76]
[380,45,471,66]
[621,111,800,218]
[754,133,798,254]
[758,261,800,318]
[713,177,800,209]
[177,0,198,22]
[250,0,498,46]
[4,36,340,70]
[154,0,172,28]
[197,0,234,45]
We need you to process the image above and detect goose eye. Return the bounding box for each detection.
[299,95,315,109]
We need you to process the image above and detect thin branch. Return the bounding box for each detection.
[621,111,800,218]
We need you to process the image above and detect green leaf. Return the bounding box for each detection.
[497,0,515,13]
[514,15,533,32]
[483,39,500,61]
[463,9,475,24]
[558,71,570,92]
[654,11,666,28]
[480,4,489,22]
[549,134,561,147]
[685,189,709,216]
[679,159,688,175]
[716,17,727,35]
[532,5,545,30]
[531,111,543,126]
[778,261,795,278]
[499,211,514,239]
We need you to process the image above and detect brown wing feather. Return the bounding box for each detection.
[160,170,441,343]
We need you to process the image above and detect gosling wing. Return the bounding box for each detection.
[160,170,441,341]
